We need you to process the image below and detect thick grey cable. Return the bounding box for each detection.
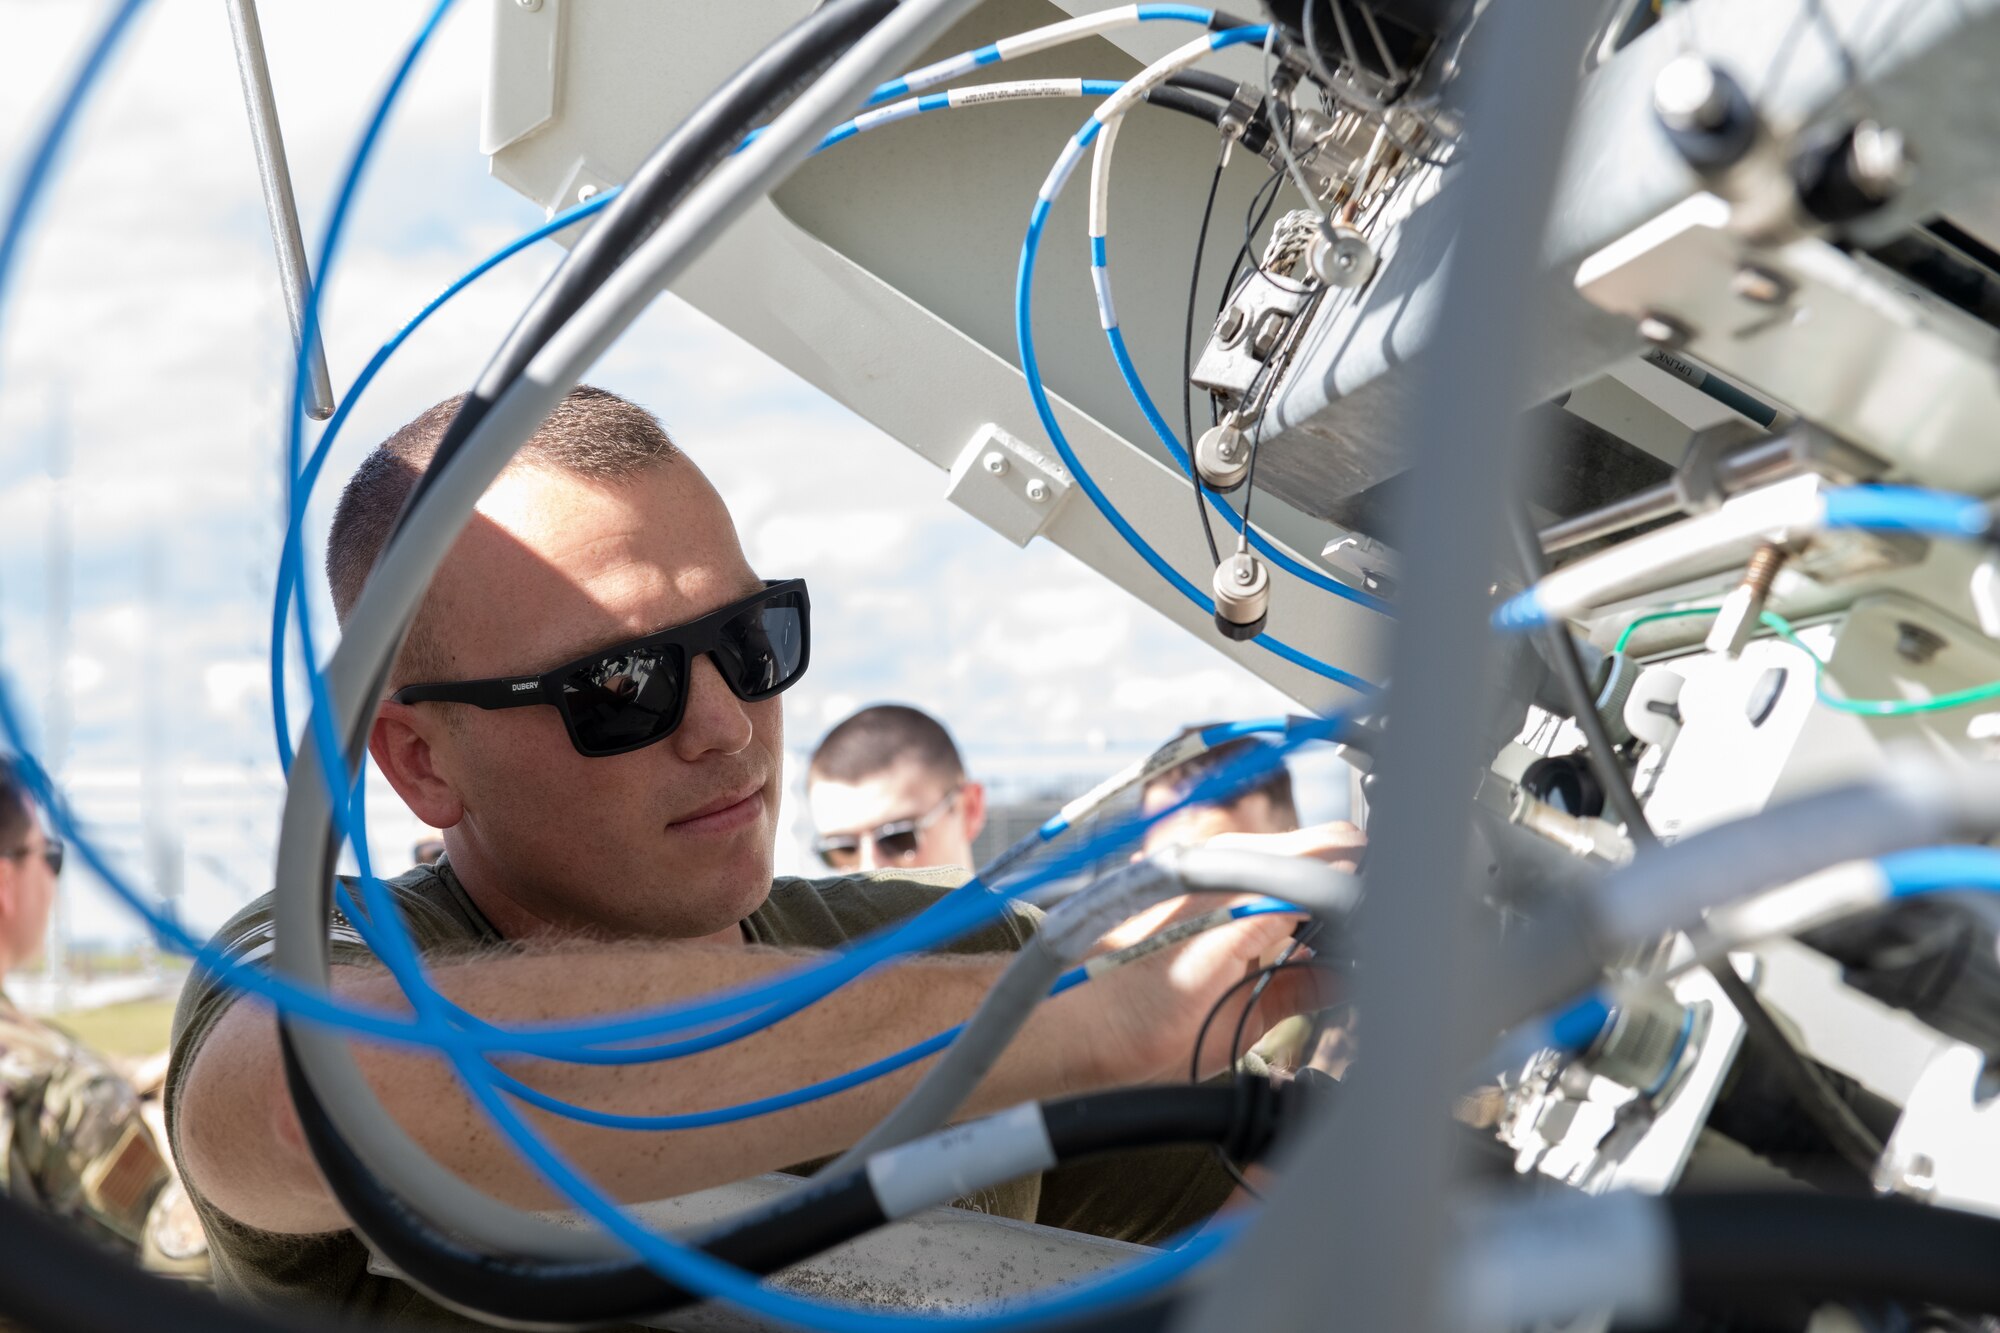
[1178,4,1593,1331]
[1595,760,2000,946]
[1481,762,2000,1032]
[270,0,988,1262]
[824,851,1360,1175]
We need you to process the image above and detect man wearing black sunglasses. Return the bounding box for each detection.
[0,759,209,1282]
[168,388,1330,1323]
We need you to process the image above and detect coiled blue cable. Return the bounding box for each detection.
[1013,31,1378,694]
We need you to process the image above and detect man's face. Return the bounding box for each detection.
[0,806,58,968]
[1139,787,1295,857]
[382,461,785,941]
[807,758,982,873]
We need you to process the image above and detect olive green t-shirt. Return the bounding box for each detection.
[166,861,1234,1328]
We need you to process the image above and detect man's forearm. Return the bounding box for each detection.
[186,940,1109,1232]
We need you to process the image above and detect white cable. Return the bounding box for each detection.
[1086,29,1245,244]
[271,0,992,1261]
[886,3,1148,94]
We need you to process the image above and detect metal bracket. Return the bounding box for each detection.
[943,424,1074,548]
[1192,271,1311,400]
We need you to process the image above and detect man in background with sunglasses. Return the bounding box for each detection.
[167,387,1333,1324]
[0,759,210,1283]
[807,704,986,874]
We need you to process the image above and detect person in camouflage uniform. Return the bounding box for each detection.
[0,759,207,1283]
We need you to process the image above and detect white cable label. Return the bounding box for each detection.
[866,1103,1057,1220]
[949,79,1084,107]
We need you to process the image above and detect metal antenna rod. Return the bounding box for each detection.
[225,0,335,421]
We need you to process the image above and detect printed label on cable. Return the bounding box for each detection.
[866,1102,1056,1219]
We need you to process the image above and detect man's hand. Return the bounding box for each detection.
[1205,819,1366,873]
[1071,821,1363,1085]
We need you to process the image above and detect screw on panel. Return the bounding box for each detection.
[1653,55,1730,132]
[577,183,599,203]
[982,452,1009,476]
[1025,479,1051,503]
[515,0,543,10]
[1848,121,1912,200]
[1730,265,1791,306]
[1895,621,1946,665]
[1637,312,1692,348]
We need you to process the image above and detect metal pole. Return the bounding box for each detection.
[1175,4,1595,1330]
[224,0,335,421]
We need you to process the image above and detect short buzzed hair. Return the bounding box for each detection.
[1141,727,1298,824]
[325,385,680,681]
[810,705,965,787]
[0,758,34,851]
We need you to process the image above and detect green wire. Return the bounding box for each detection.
[1610,606,2000,718]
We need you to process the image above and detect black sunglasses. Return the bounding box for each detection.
[2,836,62,877]
[814,785,963,872]
[391,580,810,758]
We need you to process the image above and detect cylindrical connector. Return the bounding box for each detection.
[1310,221,1376,289]
[1585,985,1698,1101]
[1195,423,1251,492]
[1653,53,1754,170]
[1213,552,1269,642]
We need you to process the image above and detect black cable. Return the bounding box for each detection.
[1504,503,1886,1177]
[385,0,897,541]
[1505,505,1654,849]
[286,1026,1300,1329]
[1184,146,1230,567]
[1672,1194,2000,1318]
[1140,84,1229,129]
[1167,69,1240,103]
[0,1188,334,1333]
[1188,957,1338,1196]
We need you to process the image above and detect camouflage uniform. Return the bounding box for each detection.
[0,987,209,1286]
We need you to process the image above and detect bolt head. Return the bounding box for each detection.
[516,0,543,10]
[1637,312,1691,348]
[1848,120,1911,199]
[1729,265,1790,306]
[982,451,1009,476]
[577,183,599,202]
[1216,306,1249,348]
[1025,479,1051,503]
[1654,54,1729,132]
[1234,562,1255,585]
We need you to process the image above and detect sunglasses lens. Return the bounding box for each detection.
[714,593,807,700]
[561,647,687,755]
[46,840,62,877]
[818,843,860,872]
[876,830,921,862]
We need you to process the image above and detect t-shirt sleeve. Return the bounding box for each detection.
[165,891,379,1160]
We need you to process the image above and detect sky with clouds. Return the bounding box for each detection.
[0,1,1329,949]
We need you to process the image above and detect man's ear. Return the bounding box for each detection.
[959,780,987,845]
[370,701,467,831]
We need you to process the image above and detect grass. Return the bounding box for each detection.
[58,997,179,1059]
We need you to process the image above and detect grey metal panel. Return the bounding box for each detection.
[1257,0,2000,527]
[488,0,1392,707]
